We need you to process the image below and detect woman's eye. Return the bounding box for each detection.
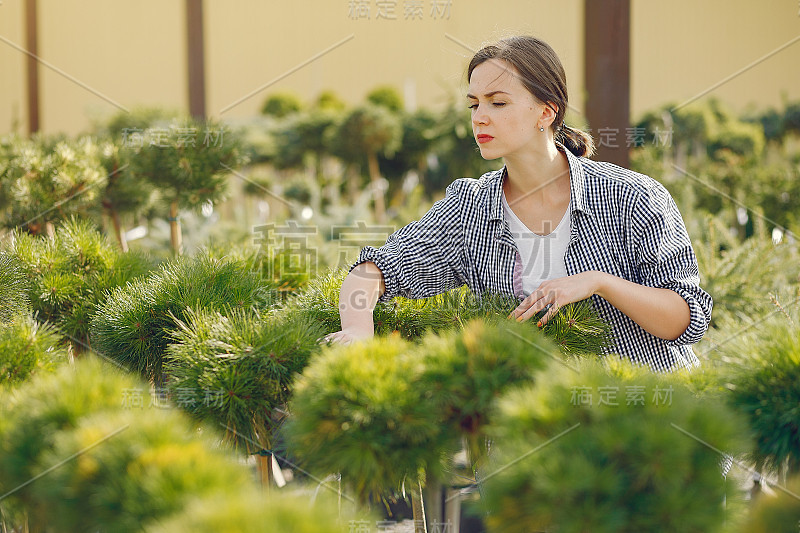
[468,104,478,109]
[493,102,507,107]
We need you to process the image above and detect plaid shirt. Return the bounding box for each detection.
[352,143,712,372]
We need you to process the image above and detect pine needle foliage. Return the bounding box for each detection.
[720,301,800,476]
[0,358,146,530]
[292,268,612,354]
[6,218,152,348]
[693,214,798,327]
[0,252,29,323]
[204,243,314,309]
[164,307,327,453]
[0,315,67,388]
[32,408,251,533]
[0,135,107,233]
[480,359,749,533]
[148,490,368,533]
[284,336,455,503]
[123,117,244,209]
[90,251,270,384]
[418,319,557,465]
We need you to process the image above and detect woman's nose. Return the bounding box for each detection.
[472,106,488,125]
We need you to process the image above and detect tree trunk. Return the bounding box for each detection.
[169,201,182,255]
[256,453,271,490]
[110,209,129,252]
[366,152,387,224]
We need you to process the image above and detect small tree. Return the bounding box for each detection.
[480,359,749,533]
[327,105,402,223]
[367,85,404,114]
[0,136,106,237]
[284,335,452,505]
[165,308,326,477]
[123,117,246,255]
[261,92,304,118]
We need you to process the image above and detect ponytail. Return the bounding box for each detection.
[555,123,595,158]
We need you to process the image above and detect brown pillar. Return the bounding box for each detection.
[186,0,206,119]
[584,0,630,167]
[25,0,40,134]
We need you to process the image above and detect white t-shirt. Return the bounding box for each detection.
[501,191,571,297]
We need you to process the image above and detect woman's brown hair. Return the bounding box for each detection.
[467,36,595,158]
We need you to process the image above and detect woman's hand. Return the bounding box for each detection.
[508,271,604,326]
[321,327,374,346]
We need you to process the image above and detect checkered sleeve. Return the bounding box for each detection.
[631,183,713,346]
[349,179,468,303]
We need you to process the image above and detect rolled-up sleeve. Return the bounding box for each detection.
[631,184,713,346]
[349,180,468,303]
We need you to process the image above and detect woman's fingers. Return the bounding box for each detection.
[321,331,354,346]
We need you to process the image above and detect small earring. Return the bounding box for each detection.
[539,126,545,132]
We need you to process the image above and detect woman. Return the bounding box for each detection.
[325,36,712,372]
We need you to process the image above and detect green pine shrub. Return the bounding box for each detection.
[31,408,251,533]
[418,319,556,464]
[721,302,800,476]
[165,307,327,453]
[0,315,67,388]
[0,252,29,323]
[480,359,748,533]
[692,214,794,328]
[740,475,800,533]
[148,490,369,533]
[0,358,148,530]
[205,242,317,308]
[284,335,454,503]
[0,135,106,234]
[91,251,269,384]
[6,217,152,349]
[292,269,612,353]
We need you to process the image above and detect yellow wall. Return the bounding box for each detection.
[1,0,798,135]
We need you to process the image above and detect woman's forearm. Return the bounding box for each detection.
[594,271,691,341]
[338,261,386,335]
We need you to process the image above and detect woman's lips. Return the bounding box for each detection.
[477,134,494,144]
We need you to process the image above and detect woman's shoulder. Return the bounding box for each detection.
[578,157,672,202]
[443,168,504,198]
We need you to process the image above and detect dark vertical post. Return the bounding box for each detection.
[584,0,630,167]
[25,0,40,134]
[186,0,206,119]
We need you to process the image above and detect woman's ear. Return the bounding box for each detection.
[543,102,559,125]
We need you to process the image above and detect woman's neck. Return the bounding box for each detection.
[503,141,571,205]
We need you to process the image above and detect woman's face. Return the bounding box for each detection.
[467,59,548,160]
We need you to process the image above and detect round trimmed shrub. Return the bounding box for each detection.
[418,318,556,463]
[148,490,369,533]
[165,307,327,453]
[0,359,149,530]
[32,408,250,533]
[722,309,800,476]
[283,335,453,503]
[480,359,749,533]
